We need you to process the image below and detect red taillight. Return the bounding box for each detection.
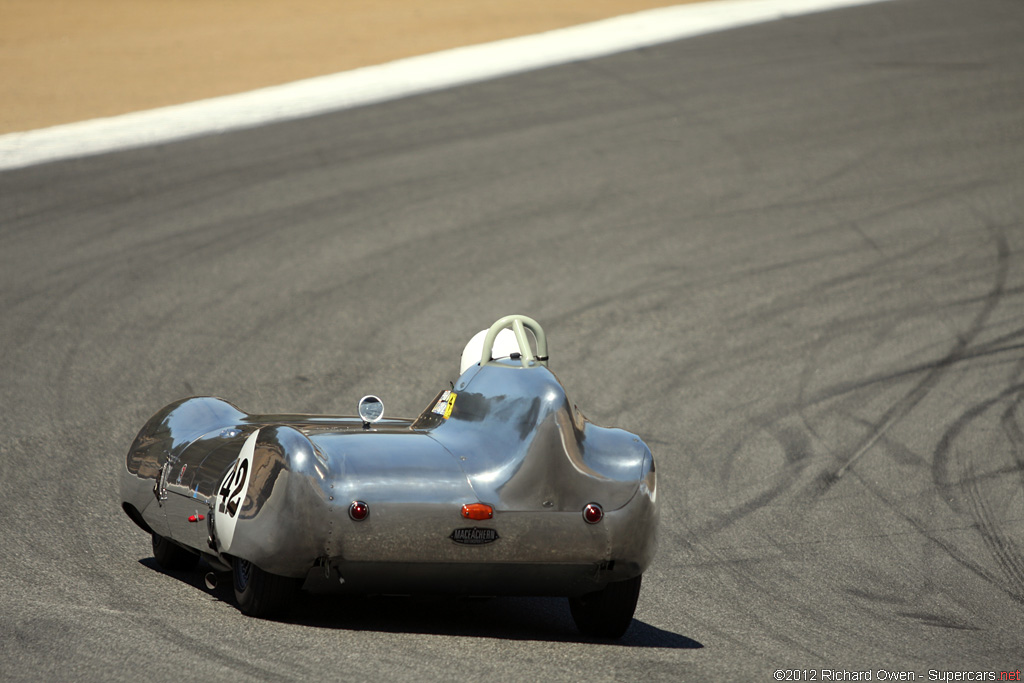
[461,503,494,520]
[349,501,369,521]
[582,503,603,524]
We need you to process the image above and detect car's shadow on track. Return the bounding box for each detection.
[283,593,702,649]
[141,558,702,649]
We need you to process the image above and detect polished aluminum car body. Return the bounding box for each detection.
[121,315,657,635]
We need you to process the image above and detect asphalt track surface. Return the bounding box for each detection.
[2,0,1022,679]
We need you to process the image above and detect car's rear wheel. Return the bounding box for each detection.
[568,574,642,638]
[151,533,199,572]
[232,557,299,618]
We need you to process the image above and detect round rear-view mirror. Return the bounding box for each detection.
[358,395,384,425]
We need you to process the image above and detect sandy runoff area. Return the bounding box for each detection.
[1,0,698,134]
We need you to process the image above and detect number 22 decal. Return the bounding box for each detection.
[214,429,258,553]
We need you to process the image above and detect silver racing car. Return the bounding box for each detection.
[120,315,658,637]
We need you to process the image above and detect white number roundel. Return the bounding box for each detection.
[215,429,258,553]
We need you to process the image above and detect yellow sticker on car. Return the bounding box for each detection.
[443,392,457,419]
[431,390,458,419]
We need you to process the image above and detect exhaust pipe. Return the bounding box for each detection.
[204,572,218,590]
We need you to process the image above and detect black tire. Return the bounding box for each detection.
[151,533,199,572]
[568,574,642,639]
[232,557,299,618]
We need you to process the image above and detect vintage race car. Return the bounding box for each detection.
[120,315,657,637]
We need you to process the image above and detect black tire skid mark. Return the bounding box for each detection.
[786,227,1019,478]
[930,373,1024,606]
[812,220,1011,491]
[932,377,1024,512]
[848,463,1024,607]
[142,615,299,680]
[679,219,1024,612]
[682,409,817,539]
[790,217,1024,605]
[669,238,916,537]
[799,333,1024,411]
[964,465,1024,601]
[1000,381,1024,492]
[623,217,1016,541]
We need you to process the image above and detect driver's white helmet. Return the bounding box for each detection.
[460,328,522,375]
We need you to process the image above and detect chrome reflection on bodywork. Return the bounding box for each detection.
[121,332,657,597]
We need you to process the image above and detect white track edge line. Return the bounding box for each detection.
[0,0,890,171]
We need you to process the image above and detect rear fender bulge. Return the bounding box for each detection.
[607,455,658,574]
[124,397,248,477]
[212,425,330,577]
[121,397,247,539]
